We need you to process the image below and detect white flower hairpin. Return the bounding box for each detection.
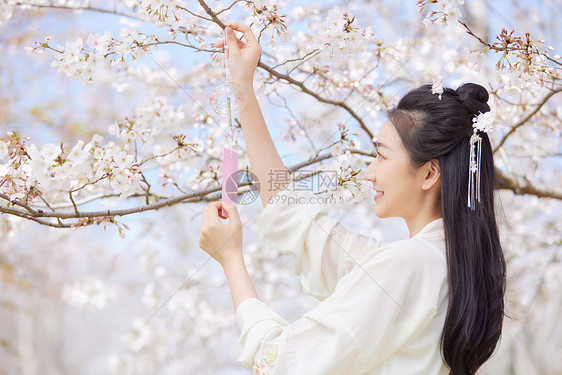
[472,111,494,133]
[432,80,444,100]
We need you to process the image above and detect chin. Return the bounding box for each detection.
[375,203,397,219]
[375,206,388,219]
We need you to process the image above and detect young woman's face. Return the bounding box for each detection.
[364,119,427,220]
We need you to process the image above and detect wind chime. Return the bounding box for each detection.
[208,28,247,218]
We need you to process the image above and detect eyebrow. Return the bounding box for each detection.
[375,141,392,151]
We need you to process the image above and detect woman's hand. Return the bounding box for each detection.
[199,201,244,266]
[200,202,259,310]
[214,22,262,88]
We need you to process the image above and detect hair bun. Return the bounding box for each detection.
[456,83,490,115]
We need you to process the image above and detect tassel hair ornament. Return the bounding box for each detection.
[467,111,493,210]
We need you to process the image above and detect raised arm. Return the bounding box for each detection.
[215,23,291,208]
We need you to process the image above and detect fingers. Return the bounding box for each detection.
[204,201,222,225]
[226,22,258,45]
[203,201,240,225]
[214,35,245,50]
[218,207,229,220]
[201,204,209,228]
[214,22,259,53]
[214,38,244,49]
[200,203,216,231]
[225,26,240,53]
[220,201,241,224]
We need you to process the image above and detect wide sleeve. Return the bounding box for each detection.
[253,183,382,301]
[235,240,448,374]
[236,297,367,374]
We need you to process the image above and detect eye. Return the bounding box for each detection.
[376,150,385,159]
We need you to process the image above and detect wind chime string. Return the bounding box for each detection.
[224,29,234,152]
[219,27,240,218]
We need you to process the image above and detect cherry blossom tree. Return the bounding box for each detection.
[0,0,560,374]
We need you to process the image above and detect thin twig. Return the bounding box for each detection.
[13,2,139,20]
[258,61,375,141]
[459,20,562,67]
[139,147,181,166]
[70,174,109,193]
[0,193,36,215]
[270,89,317,150]
[140,172,151,205]
[176,6,213,22]
[216,0,244,15]
[145,40,218,53]
[69,191,79,215]
[493,88,561,153]
[272,48,321,70]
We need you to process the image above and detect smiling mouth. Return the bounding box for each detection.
[374,190,384,197]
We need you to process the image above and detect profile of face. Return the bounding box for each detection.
[364,119,441,221]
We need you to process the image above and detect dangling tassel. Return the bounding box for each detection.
[476,132,482,204]
[467,132,482,210]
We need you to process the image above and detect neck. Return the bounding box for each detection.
[406,213,442,238]
[406,191,443,238]
[406,199,443,238]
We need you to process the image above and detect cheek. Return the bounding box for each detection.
[379,162,396,183]
[382,162,413,192]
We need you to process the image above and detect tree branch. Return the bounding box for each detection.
[0,204,70,228]
[495,168,562,200]
[1,186,220,220]
[493,88,562,153]
[1,148,561,228]
[271,48,321,70]
[197,0,226,29]
[146,40,218,54]
[69,191,79,215]
[459,20,562,67]
[13,2,140,20]
[176,6,213,22]
[255,62,375,142]
[215,0,244,15]
[196,0,376,143]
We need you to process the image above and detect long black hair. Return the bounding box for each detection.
[387,83,507,374]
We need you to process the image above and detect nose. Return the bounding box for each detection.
[363,159,376,183]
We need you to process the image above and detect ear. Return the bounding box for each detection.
[421,159,440,191]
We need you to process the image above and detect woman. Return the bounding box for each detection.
[199,22,507,375]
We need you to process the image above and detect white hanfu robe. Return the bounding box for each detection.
[236,184,451,375]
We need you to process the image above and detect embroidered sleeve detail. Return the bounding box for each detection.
[250,315,318,374]
[252,345,278,374]
[334,225,372,279]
